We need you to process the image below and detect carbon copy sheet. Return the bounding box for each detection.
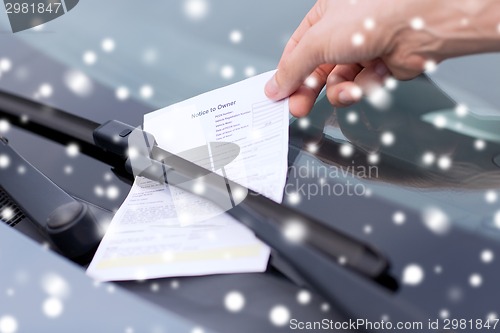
[87,71,289,281]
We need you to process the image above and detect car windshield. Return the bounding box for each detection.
[2,0,500,323]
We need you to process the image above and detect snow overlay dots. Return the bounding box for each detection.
[340,143,354,157]
[43,297,64,318]
[140,85,154,99]
[410,17,425,30]
[106,186,120,200]
[298,118,310,129]
[115,86,130,101]
[64,70,93,97]
[363,224,373,234]
[0,58,12,73]
[424,60,437,73]
[220,65,234,80]
[229,30,243,44]
[288,192,301,205]
[437,156,452,170]
[346,111,358,124]
[485,190,497,203]
[364,18,375,30]
[224,291,245,312]
[269,305,290,327]
[0,154,10,169]
[83,51,97,65]
[439,309,450,319]
[455,104,468,117]
[402,264,424,286]
[393,211,406,225]
[304,76,318,89]
[283,221,307,244]
[474,139,486,151]
[433,115,447,128]
[39,83,53,98]
[422,207,451,235]
[184,0,209,20]
[494,211,500,229]
[244,66,256,77]
[1,207,14,220]
[297,290,311,305]
[191,327,204,333]
[367,153,379,165]
[385,77,398,90]
[469,273,483,288]
[422,151,435,166]
[380,131,395,146]
[101,38,116,53]
[0,315,17,333]
[66,143,80,158]
[481,249,494,264]
[0,119,10,133]
[351,33,365,46]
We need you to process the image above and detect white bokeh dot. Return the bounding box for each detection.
[101,38,116,53]
[321,303,330,312]
[410,17,425,30]
[402,264,424,286]
[106,186,120,200]
[437,156,452,170]
[481,249,494,264]
[288,192,301,205]
[474,139,486,151]
[64,70,93,97]
[351,33,365,46]
[224,291,245,312]
[0,58,12,72]
[385,77,398,90]
[39,83,53,98]
[244,66,256,77]
[0,154,10,169]
[422,207,450,235]
[229,30,243,44]
[83,51,97,65]
[380,131,395,146]
[485,191,497,203]
[220,65,234,80]
[393,211,406,225]
[184,0,209,20]
[0,119,10,133]
[439,309,450,319]
[422,152,435,166]
[455,104,468,117]
[368,153,379,164]
[116,86,130,101]
[340,144,354,157]
[297,290,311,305]
[364,18,375,30]
[469,273,482,288]
[0,315,17,333]
[269,305,290,327]
[43,297,64,318]
[283,221,307,243]
[424,60,437,73]
[66,143,79,157]
[346,111,358,124]
[433,115,447,128]
[140,85,154,99]
[1,207,13,220]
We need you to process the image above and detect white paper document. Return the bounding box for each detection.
[87,71,289,281]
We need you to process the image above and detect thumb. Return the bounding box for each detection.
[265,25,326,101]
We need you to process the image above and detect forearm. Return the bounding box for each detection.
[392,0,500,61]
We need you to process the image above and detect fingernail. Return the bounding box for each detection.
[338,90,353,104]
[375,62,389,77]
[265,75,280,98]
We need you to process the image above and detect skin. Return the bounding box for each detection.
[265,0,500,117]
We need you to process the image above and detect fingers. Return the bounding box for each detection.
[265,3,328,101]
[325,64,364,107]
[288,63,335,117]
[326,61,389,107]
[265,25,326,101]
